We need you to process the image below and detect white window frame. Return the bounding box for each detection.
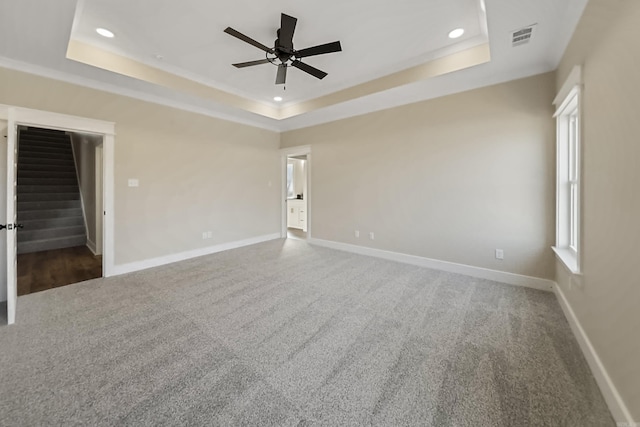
[552,66,582,274]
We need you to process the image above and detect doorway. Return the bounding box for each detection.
[16,126,103,295]
[281,146,311,240]
[1,104,115,325]
[286,154,307,239]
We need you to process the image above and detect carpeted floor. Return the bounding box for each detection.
[0,239,614,426]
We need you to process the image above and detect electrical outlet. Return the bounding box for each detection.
[495,249,504,260]
[355,230,360,238]
[202,232,207,240]
[207,231,212,239]
[369,232,375,240]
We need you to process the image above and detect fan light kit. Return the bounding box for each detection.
[224,13,342,85]
[448,28,465,39]
[96,28,115,38]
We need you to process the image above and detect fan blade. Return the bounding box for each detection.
[224,27,273,53]
[291,60,327,80]
[276,64,287,85]
[279,13,297,49]
[296,41,342,58]
[232,59,271,68]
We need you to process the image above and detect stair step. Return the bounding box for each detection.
[20,130,69,140]
[18,216,84,230]
[18,153,75,167]
[18,137,71,149]
[18,185,79,194]
[18,208,83,220]
[18,150,72,160]
[19,138,70,146]
[22,128,67,136]
[18,225,86,242]
[18,162,76,172]
[17,235,86,255]
[17,192,80,202]
[17,170,77,179]
[19,143,71,153]
[18,137,71,147]
[18,200,81,211]
[17,177,78,186]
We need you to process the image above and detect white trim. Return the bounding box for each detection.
[102,134,114,276]
[6,108,17,324]
[554,284,636,425]
[554,72,582,274]
[111,233,280,276]
[0,57,280,133]
[553,85,580,118]
[69,135,90,239]
[2,105,115,136]
[279,145,312,158]
[552,246,580,275]
[554,65,582,106]
[86,238,97,256]
[308,238,555,291]
[0,115,7,303]
[280,146,312,240]
[94,144,103,256]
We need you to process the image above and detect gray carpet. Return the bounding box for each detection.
[0,239,614,426]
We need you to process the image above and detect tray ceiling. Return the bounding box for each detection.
[0,0,588,130]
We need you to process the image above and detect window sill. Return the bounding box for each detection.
[552,246,581,275]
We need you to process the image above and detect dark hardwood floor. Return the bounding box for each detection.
[17,246,102,296]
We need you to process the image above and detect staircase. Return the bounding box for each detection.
[17,127,86,254]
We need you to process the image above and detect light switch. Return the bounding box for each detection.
[128,179,139,187]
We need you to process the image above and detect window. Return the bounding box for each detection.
[553,67,582,273]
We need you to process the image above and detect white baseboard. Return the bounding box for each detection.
[86,238,97,256]
[308,238,555,291]
[111,233,280,276]
[554,284,635,425]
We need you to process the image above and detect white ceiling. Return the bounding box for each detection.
[72,0,486,104]
[0,0,588,132]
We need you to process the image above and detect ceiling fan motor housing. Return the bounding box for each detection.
[225,13,342,84]
[275,31,294,64]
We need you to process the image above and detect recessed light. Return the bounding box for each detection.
[273,96,283,102]
[448,28,465,39]
[96,28,115,38]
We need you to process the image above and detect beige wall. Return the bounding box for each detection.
[0,67,281,266]
[556,0,640,420]
[282,73,557,279]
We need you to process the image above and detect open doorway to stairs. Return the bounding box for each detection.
[16,126,103,295]
[281,145,311,241]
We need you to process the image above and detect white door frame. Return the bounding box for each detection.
[0,118,8,305]
[0,104,115,324]
[280,145,311,238]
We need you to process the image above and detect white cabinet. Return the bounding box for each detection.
[287,199,307,231]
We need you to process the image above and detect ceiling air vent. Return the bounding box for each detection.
[511,24,536,47]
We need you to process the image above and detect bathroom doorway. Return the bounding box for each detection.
[286,154,307,239]
[280,145,311,240]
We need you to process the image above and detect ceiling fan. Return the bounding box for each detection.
[224,13,342,85]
